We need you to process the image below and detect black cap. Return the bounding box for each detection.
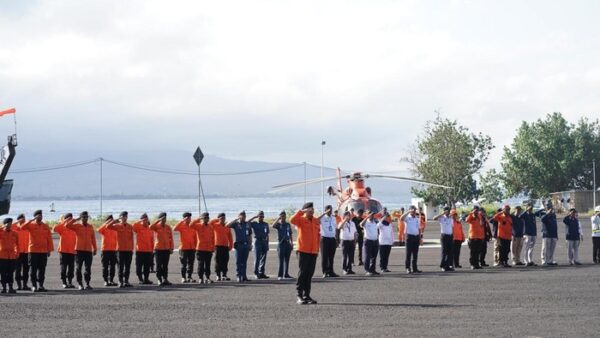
[472,205,480,210]
[182,212,192,218]
[64,213,73,219]
[218,213,226,218]
[3,218,12,225]
[140,213,148,219]
[158,212,167,219]
[201,212,209,218]
[17,214,25,220]
[80,211,89,218]
[239,210,246,216]
[258,211,265,216]
[325,205,332,211]
[105,214,114,221]
[443,206,451,212]
[120,211,128,217]
[33,210,42,217]
[279,211,286,216]
[302,202,313,210]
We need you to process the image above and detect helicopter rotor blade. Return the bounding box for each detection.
[366,174,454,189]
[270,176,340,193]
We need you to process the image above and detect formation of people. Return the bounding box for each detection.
[0,202,599,305]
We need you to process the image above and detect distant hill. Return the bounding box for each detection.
[7,149,414,200]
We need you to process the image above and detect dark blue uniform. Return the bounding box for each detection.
[250,221,270,277]
[229,220,252,280]
[273,221,293,278]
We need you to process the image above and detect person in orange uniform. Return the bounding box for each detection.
[290,202,320,305]
[173,212,197,283]
[97,215,118,286]
[393,208,406,245]
[66,211,97,290]
[466,206,484,270]
[132,213,155,285]
[13,214,30,291]
[451,209,465,268]
[191,212,215,284]
[0,218,19,294]
[493,205,513,268]
[150,212,174,286]
[212,213,233,281]
[53,213,77,289]
[107,211,135,288]
[20,210,53,292]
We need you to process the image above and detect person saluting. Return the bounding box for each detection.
[290,202,320,305]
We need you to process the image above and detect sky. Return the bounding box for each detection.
[1,0,599,174]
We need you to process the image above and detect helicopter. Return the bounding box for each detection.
[271,168,452,213]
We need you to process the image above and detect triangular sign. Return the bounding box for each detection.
[193,147,204,166]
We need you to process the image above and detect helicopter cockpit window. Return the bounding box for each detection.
[367,200,382,214]
[346,201,365,212]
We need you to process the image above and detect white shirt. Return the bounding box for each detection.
[363,219,379,241]
[404,215,421,236]
[592,215,600,237]
[320,215,337,238]
[340,221,357,241]
[438,215,453,235]
[377,221,394,245]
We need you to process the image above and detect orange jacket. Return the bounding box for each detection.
[97,221,118,251]
[0,229,19,259]
[494,213,513,240]
[212,219,233,249]
[466,213,484,240]
[453,219,465,242]
[173,220,198,251]
[392,211,406,242]
[132,221,154,252]
[290,210,320,254]
[191,220,215,252]
[66,221,97,252]
[20,220,54,253]
[13,223,29,254]
[53,221,76,254]
[107,222,134,252]
[150,222,174,251]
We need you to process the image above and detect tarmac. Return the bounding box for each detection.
[1,219,599,337]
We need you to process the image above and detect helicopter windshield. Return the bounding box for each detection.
[345,200,382,214]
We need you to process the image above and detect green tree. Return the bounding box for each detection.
[408,115,494,206]
[501,112,600,198]
[478,169,505,203]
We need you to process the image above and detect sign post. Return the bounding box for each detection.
[193,147,207,214]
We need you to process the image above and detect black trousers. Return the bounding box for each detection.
[379,245,391,270]
[440,234,454,269]
[405,235,420,270]
[468,239,483,267]
[155,250,171,281]
[342,240,355,272]
[320,237,337,274]
[101,251,117,282]
[480,240,488,264]
[117,251,133,283]
[592,237,600,263]
[59,252,75,282]
[15,253,29,287]
[452,240,463,267]
[196,250,212,278]
[136,252,153,281]
[499,239,511,264]
[277,242,292,277]
[28,253,48,287]
[76,251,93,285]
[363,239,379,272]
[0,259,16,288]
[215,246,230,277]
[296,252,317,298]
[356,235,364,264]
[179,250,195,279]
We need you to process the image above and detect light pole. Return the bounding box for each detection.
[303,161,307,204]
[594,159,597,208]
[99,157,103,219]
[321,140,326,211]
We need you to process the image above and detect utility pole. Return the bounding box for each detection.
[193,147,207,214]
[99,157,103,218]
[321,140,326,211]
[594,159,597,208]
[303,161,307,204]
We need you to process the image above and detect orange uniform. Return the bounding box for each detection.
[66,222,97,252]
[392,211,406,242]
[108,222,134,252]
[150,222,174,251]
[493,213,513,240]
[53,221,76,254]
[97,221,118,251]
[191,220,215,252]
[453,219,465,242]
[173,220,197,251]
[212,219,233,250]
[466,213,484,240]
[20,220,54,253]
[0,228,19,259]
[290,210,320,254]
[12,223,29,254]
[132,221,154,252]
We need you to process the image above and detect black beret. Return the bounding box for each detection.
[140,213,148,219]
[201,212,209,218]
[325,205,332,211]
[64,213,73,219]
[17,214,25,220]
[105,215,114,221]
[218,213,226,218]
[80,211,89,217]
[239,210,246,216]
[33,210,42,217]
[4,217,13,225]
[258,211,265,216]
[158,212,167,219]
[120,211,128,217]
[182,212,192,218]
[443,206,451,211]
[302,202,313,209]
[279,211,286,216]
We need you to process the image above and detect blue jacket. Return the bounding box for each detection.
[512,214,525,237]
[541,212,558,239]
[519,211,537,236]
[563,216,581,241]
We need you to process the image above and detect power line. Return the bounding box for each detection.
[11,159,100,173]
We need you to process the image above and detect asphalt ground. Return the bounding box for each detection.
[1,219,599,337]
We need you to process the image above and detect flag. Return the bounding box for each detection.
[0,108,15,117]
[321,140,326,146]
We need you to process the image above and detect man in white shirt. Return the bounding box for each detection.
[377,212,394,272]
[319,205,339,278]
[433,206,454,272]
[593,206,600,264]
[337,211,357,274]
[401,206,423,274]
[359,211,380,276]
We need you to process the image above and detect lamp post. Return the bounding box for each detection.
[594,159,597,208]
[321,140,326,211]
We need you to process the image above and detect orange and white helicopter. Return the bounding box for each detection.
[271,168,452,213]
